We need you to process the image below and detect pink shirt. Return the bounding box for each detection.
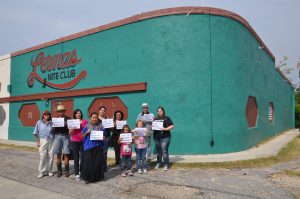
[71,119,88,142]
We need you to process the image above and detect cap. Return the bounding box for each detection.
[56,105,66,111]
[142,103,149,107]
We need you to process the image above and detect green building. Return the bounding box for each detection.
[0,7,294,154]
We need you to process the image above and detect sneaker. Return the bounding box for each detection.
[37,173,45,178]
[164,165,168,171]
[121,172,126,177]
[48,172,54,177]
[138,169,143,174]
[128,170,133,176]
[143,169,147,174]
[155,164,160,169]
[75,174,81,181]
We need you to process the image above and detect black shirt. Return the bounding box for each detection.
[52,116,70,135]
[153,116,173,139]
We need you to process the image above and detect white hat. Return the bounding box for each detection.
[56,105,66,111]
[142,103,149,107]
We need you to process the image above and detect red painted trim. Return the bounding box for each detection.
[9,6,292,86]
[11,7,274,60]
[0,82,146,103]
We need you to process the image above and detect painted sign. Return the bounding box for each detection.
[27,49,87,89]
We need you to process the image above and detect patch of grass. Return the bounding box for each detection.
[0,143,37,152]
[283,169,300,177]
[171,136,300,169]
[1,136,300,169]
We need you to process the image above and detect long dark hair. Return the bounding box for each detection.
[157,106,166,118]
[113,110,124,121]
[73,109,83,119]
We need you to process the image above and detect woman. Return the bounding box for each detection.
[153,106,174,171]
[81,112,106,183]
[69,109,87,181]
[110,110,124,165]
[33,110,54,178]
[98,106,110,172]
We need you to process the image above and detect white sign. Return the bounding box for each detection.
[90,131,103,140]
[52,118,65,127]
[116,120,127,130]
[102,118,114,128]
[135,128,147,136]
[67,119,80,129]
[143,114,154,122]
[120,133,132,143]
[152,120,164,130]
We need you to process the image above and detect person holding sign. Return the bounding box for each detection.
[33,110,54,178]
[81,112,106,183]
[118,124,133,177]
[136,103,154,161]
[68,109,88,181]
[153,106,174,171]
[52,105,71,177]
[110,110,124,166]
[132,120,150,174]
[98,106,111,172]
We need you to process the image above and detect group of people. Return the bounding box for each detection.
[33,103,174,183]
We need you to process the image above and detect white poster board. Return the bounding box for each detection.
[102,118,114,128]
[152,120,164,130]
[120,133,132,143]
[67,119,80,129]
[116,120,127,130]
[143,114,154,122]
[135,128,147,136]
[90,131,103,140]
[52,118,65,127]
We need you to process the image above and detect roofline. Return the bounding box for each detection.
[9,6,292,86]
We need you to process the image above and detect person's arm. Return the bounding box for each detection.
[33,122,40,148]
[82,126,91,138]
[162,125,174,131]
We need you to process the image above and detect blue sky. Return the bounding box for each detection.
[1,0,299,84]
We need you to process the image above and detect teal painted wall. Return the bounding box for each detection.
[9,14,294,154]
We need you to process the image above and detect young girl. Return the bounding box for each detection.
[132,120,150,174]
[118,124,133,177]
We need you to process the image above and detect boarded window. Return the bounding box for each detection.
[269,102,274,124]
[246,96,258,128]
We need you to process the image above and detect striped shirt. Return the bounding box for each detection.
[82,122,105,151]
[33,120,53,139]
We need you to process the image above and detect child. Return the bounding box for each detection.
[132,120,150,174]
[118,124,133,177]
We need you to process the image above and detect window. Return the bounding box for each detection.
[246,96,258,128]
[268,102,274,124]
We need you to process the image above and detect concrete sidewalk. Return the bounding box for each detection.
[0,129,299,163]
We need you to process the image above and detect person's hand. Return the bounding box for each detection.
[36,142,40,148]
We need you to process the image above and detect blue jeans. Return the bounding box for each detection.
[135,148,147,170]
[145,136,152,160]
[121,155,132,172]
[153,137,171,166]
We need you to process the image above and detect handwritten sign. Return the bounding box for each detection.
[120,133,132,143]
[116,120,127,130]
[52,118,65,127]
[152,120,164,130]
[67,119,80,129]
[102,118,114,128]
[90,131,103,140]
[135,128,147,136]
[143,114,154,122]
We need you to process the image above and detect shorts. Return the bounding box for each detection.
[53,134,71,155]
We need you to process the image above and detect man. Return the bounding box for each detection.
[136,103,154,161]
[52,105,71,177]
